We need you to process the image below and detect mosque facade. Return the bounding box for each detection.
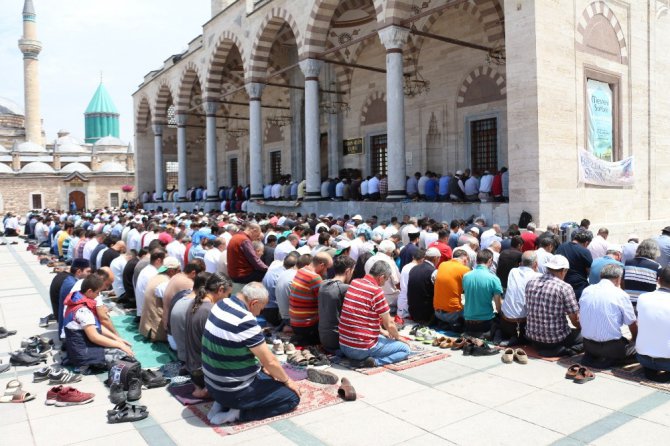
[0,0,135,215]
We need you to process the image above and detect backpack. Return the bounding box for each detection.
[518,211,533,229]
[107,356,142,391]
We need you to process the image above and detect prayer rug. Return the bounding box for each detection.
[110,315,178,368]
[168,382,212,406]
[282,363,308,381]
[383,348,450,372]
[519,344,571,362]
[187,379,343,436]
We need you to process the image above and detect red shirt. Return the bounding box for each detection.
[427,240,453,267]
[521,232,538,252]
[338,275,390,350]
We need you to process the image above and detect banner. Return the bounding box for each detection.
[587,79,614,161]
[578,148,634,186]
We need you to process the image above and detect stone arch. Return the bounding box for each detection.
[153,80,175,124]
[264,123,285,144]
[457,66,506,108]
[205,31,247,101]
[249,8,303,82]
[576,1,628,64]
[360,90,386,125]
[135,95,152,131]
[176,62,204,114]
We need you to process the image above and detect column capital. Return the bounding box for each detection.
[203,101,219,116]
[299,58,323,80]
[152,123,163,136]
[245,82,265,100]
[175,113,188,127]
[378,25,410,51]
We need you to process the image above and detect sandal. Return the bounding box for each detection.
[301,350,317,365]
[107,401,148,415]
[283,342,297,355]
[432,336,447,347]
[0,390,35,403]
[288,351,308,366]
[107,402,149,423]
[573,367,595,384]
[565,363,582,380]
[4,380,22,395]
[450,337,467,350]
[439,338,454,349]
[337,377,357,401]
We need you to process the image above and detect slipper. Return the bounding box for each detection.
[288,351,308,366]
[439,338,454,349]
[283,342,297,355]
[573,367,595,384]
[501,348,515,364]
[565,364,583,380]
[302,350,317,365]
[450,337,468,350]
[107,401,148,415]
[431,336,447,347]
[337,377,357,401]
[0,390,35,403]
[513,348,529,365]
[107,402,149,423]
[4,380,22,395]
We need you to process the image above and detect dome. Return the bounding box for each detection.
[57,142,85,152]
[0,144,8,153]
[0,97,24,116]
[60,162,91,173]
[0,163,14,173]
[97,161,126,172]
[13,141,46,152]
[95,136,126,146]
[56,133,84,146]
[20,161,55,174]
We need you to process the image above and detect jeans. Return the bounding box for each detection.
[435,310,464,331]
[207,372,300,422]
[340,336,411,366]
[637,354,670,373]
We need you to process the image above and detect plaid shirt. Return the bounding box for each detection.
[380,178,388,196]
[525,274,579,344]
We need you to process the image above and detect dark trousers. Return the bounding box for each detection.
[207,372,300,422]
[499,317,527,343]
[290,325,320,346]
[464,318,494,338]
[5,228,18,236]
[531,329,583,357]
[583,337,636,361]
[261,307,282,327]
[233,270,266,284]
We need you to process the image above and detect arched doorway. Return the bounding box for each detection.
[68,191,86,211]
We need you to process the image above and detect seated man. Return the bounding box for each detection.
[588,245,623,284]
[63,275,133,369]
[407,247,441,325]
[636,266,670,382]
[203,283,300,425]
[338,260,410,367]
[462,250,503,338]
[433,249,470,332]
[317,255,355,352]
[525,255,583,356]
[580,264,637,366]
[499,251,541,345]
[140,257,181,342]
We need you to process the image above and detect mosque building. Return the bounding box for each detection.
[0,0,135,214]
[133,0,669,239]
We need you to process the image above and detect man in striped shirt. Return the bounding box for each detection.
[339,260,410,367]
[288,252,333,346]
[203,282,300,425]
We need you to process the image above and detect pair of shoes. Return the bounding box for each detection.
[501,348,528,364]
[141,369,168,388]
[21,335,53,353]
[107,401,149,423]
[109,378,142,404]
[337,377,357,401]
[463,340,499,356]
[45,385,94,406]
[306,368,339,385]
[33,366,82,384]
[307,347,331,366]
[565,363,596,383]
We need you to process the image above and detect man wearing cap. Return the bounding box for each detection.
[588,245,624,285]
[655,226,670,267]
[407,247,441,324]
[525,255,583,356]
[140,256,181,342]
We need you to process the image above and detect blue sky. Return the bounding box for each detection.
[0,0,210,145]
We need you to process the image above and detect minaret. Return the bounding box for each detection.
[18,0,43,145]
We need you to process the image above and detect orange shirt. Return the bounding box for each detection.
[433,259,470,312]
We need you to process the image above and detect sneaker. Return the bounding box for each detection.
[272,340,284,355]
[470,343,500,357]
[109,382,126,405]
[48,368,82,384]
[39,316,50,328]
[307,368,339,385]
[33,365,55,383]
[55,387,95,407]
[127,378,142,402]
[46,385,70,405]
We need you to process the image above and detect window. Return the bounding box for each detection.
[584,69,620,161]
[470,118,498,174]
[31,193,42,210]
[270,151,281,183]
[230,158,238,186]
[370,134,388,176]
[167,104,177,129]
[166,161,179,189]
[110,192,119,208]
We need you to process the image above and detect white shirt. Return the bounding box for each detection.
[464,177,480,196]
[479,174,495,193]
[110,255,128,297]
[400,224,418,247]
[142,231,158,248]
[274,240,296,261]
[166,241,186,269]
[637,288,670,358]
[204,248,222,273]
[398,262,417,318]
[579,279,636,342]
[5,216,19,230]
[588,235,608,260]
[368,176,380,194]
[420,230,438,249]
[502,267,542,319]
[535,247,554,274]
[360,180,369,196]
[127,228,141,253]
[417,176,428,195]
[321,181,330,198]
[335,181,344,197]
[96,247,108,270]
[35,222,49,244]
[272,183,281,199]
[82,239,99,261]
[135,264,158,317]
[364,253,400,305]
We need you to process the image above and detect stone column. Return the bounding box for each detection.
[204,101,219,201]
[299,58,323,201]
[152,123,164,200]
[246,83,265,200]
[176,113,188,200]
[378,26,409,200]
[289,61,305,181]
[326,65,342,178]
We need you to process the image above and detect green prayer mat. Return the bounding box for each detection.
[111,315,177,369]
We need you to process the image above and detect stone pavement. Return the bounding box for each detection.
[1,238,670,446]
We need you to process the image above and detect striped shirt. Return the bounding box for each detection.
[288,267,323,328]
[623,257,661,303]
[338,275,390,350]
[201,296,264,393]
[579,279,636,342]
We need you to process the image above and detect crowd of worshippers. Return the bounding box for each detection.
[7,207,670,424]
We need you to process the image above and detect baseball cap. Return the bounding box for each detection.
[158,232,173,245]
[157,256,181,273]
[334,239,351,256]
[545,255,570,270]
[352,214,363,221]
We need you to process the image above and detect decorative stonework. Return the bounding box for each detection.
[135,96,151,132]
[360,90,386,125]
[378,25,410,50]
[176,62,203,114]
[153,81,175,122]
[457,66,506,108]
[205,31,247,97]
[299,58,323,78]
[245,82,265,100]
[576,1,629,65]
[249,7,303,82]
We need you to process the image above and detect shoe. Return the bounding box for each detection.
[55,387,94,406]
[470,343,500,356]
[513,348,528,365]
[141,369,168,388]
[39,316,50,328]
[33,366,55,383]
[306,368,339,385]
[0,327,17,339]
[10,351,46,366]
[432,336,447,347]
[462,343,474,356]
[573,366,595,384]
[284,342,296,355]
[127,378,142,402]
[48,368,82,385]
[45,385,70,405]
[439,338,454,349]
[272,340,284,355]
[501,348,514,364]
[363,357,377,368]
[107,402,149,423]
[337,377,357,401]
[451,337,468,350]
[109,382,126,405]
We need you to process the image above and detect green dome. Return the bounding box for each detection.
[85,82,119,115]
